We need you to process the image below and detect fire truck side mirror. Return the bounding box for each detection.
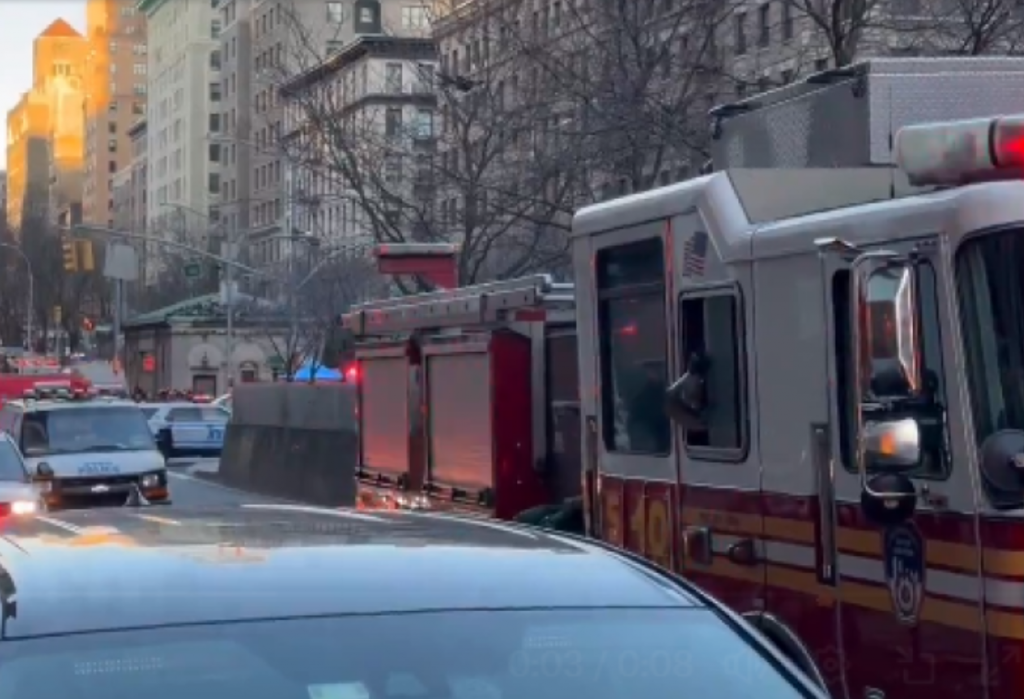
[665,353,708,431]
[854,260,923,400]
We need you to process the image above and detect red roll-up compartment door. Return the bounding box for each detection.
[360,356,409,474]
[426,351,493,489]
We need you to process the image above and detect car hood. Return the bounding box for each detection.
[0,481,40,501]
[23,450,165,478]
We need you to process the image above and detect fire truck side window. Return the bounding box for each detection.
[679,293,744,452]
[596,238,669,455]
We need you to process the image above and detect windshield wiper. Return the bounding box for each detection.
[74,444,134,453]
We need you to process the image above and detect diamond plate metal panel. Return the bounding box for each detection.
[712,57,1024,170]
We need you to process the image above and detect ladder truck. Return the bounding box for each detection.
[342,275,582,526]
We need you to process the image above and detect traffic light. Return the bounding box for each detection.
[76,240,95,272]
[61,237,78,272]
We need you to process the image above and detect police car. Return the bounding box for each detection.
[141,402,229,458]
[0,395,169,508]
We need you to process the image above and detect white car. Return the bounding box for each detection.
[142,402,230,435]
[141,402,230,458]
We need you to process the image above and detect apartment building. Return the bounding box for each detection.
[81,0,148,228]
[279,35,436,263]
[140,0,222,262]
[217,0,429,269]
[5,90,50,232]
[215,0,255,253]
[5,19,88,234]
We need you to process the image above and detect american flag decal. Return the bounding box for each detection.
[682,231,709,277]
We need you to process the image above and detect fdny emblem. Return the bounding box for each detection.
[883,523,926,625]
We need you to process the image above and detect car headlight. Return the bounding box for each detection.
[140,473,161,488]
[11,501,37,515]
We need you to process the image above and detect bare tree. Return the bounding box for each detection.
[776,0,884,67]
[256,253,382,380]
[501,0,739,195]
[269,2,583,286]
[897,0,1024,55]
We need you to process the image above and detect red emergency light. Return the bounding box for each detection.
[896,114,1024,187]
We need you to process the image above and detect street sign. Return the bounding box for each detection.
[184,262,202,279]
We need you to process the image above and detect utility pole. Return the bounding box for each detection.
[224,228,236,388]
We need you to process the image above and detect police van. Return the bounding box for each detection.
[0,394,170,507]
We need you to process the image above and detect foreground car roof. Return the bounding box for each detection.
[0,505,698,638]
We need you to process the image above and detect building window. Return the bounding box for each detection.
[385,63,403,93]
[210,113,221,132]
[133,63,146,75]
[108,160,117,173]
[108,139,117,153]
[326,1,343,22]
[401,6,427,28]
[209,173,220,194]
[210,49,221,69]
[211,19,221,38]
[758,4,770,46]
[385,108,402,137]
[597,237,669,454]
[734,13,747,55]
[782,2,794,40]
[209,143,221,162]
[210,82,222,101]
[109,40,118,52]
[108,122,117,134]
[413,109,433,139]
[134,84,146,96]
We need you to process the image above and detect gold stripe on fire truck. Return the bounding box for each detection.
[684,553,1024,639]
[681,508,1024,576]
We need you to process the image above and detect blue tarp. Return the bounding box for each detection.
[293,362,341,381]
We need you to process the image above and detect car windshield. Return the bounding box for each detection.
[0,441,26,481]
[0,609,809,699]
[19,406,156,456]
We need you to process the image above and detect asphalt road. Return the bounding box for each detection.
[164,459,283,508]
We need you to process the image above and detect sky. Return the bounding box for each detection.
[0,1,87,152]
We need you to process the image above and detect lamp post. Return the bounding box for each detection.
[0,243,34,351]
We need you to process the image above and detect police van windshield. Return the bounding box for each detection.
[957,227,1024,443]
[0,609,812,699]
[19,406,156,456]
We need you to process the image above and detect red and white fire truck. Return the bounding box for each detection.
[343,276,580,519]
[345,58,1024,699]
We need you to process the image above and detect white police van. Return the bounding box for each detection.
[0,395,169,508]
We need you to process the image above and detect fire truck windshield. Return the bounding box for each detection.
[956,227,1024,444]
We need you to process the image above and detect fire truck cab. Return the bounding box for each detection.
[573,113,1024,699]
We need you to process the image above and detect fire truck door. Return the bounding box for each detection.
[826,240,985,699]
[676,280,766,617]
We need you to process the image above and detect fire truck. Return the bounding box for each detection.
[345,58,1024,698]
[342,276,581,520]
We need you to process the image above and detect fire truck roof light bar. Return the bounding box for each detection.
[895,113,1024,187]
[343,274,575,336]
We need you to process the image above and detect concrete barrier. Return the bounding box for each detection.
[219,382,357,506]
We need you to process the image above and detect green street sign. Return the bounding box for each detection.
[184,262,202,279]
